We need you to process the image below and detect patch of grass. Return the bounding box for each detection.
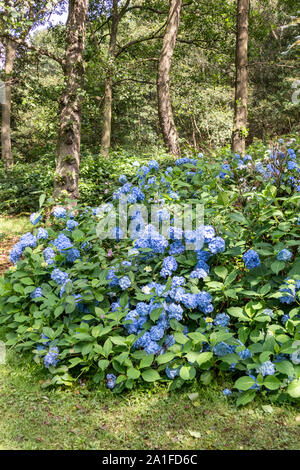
[0,351,299,450]
[0,215,31,238]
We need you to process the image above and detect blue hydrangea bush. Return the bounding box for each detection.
[0,140,300,406]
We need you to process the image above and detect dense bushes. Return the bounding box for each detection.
[0,138,299,406]
[0,148,174,214]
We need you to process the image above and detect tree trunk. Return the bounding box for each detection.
[232,0,249,156]
[157,0,181,157]
[54,0,89,200]
[1,38,17,170]
[100,0,119,157]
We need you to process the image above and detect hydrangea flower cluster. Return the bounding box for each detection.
[30,212,42,225]
[277,249,292,262]
[243,249,261,269]
[9,232,37,263]
[279,278,300,304]
[43,346,59,368]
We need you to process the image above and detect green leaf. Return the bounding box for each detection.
[196,352,213,366]
[271,260,285,275]
[200,370,213,385]
[141,368,161,382]
[227,307,248,320]
[287,378,300,398]
[275,360,295,377]
[236,390,256,406]
[110,336,127,346]
[103,338,112,357]
[234,376,255,391]
[179,365,196,380]
[20,277,34,285]
[119,292,128,309]
[263,375,281,390]
[150,307,163,323]
[187,332,207,344]
[140,354,154,368]
[156,352,175,365]
[218,191,229,206]
[127,367,141,380]
[214,266,228,280]
[39,194,46,208]
[174,332,189,344]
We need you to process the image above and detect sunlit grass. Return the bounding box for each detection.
[0,215,31,237]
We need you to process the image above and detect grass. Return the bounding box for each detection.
[0,216,299,450]
[0,215,31,238]
[0,351,299,450]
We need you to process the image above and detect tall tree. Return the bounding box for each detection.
[54,0,89,200]
[1,37,17,170]
[232,0,249,155]
[0,0,63,170]
[157,0,181,157]
[100,0,130,156]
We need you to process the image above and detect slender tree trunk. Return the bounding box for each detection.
[1,38,17,170]
[157,0,181,157]
[100,0,119,157]
[54,0,89,200]
[232,0,249,156]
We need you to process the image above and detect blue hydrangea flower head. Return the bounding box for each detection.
[43,247,55,265]
[150,326,165,341]
[256,360,275,377]
[213,342,235,357]
[214,313,230,327]
[66,219,79,231]
[119,276,131,290]
[243,249,261,269]
[119,175,127,184]
[53,207,66,219]
[148,160,159,171]
[277,249,292,262]
[19,233,37,249]
[208,237,225,254]
[30,212,42,225]
[106,373,117,389]
[51,268,69,286]
[238,348,252,360]
[9,242,24,264]
[144,340,160,355]
[30,287,43,299]
[190,268,208,279]
[37,228,48,240]
[165,364,181,379]
[167,303,183,321]
[53,233,73,252]
[44,347,59,368]
[66,247,81,263]
[169,241,185,255]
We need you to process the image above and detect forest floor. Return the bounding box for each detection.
[0,216,299,450]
